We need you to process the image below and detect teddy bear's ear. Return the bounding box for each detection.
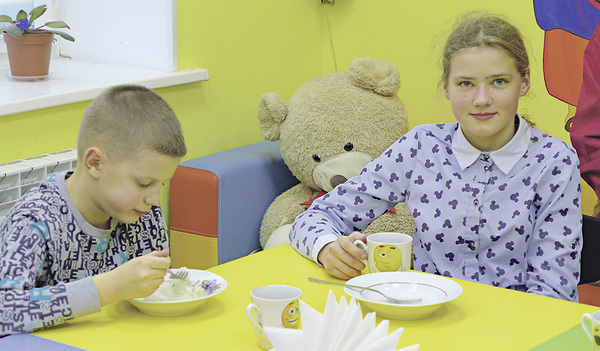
[258,92,289,141]
[349,57,401,97]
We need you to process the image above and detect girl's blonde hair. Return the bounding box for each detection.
[441,12,530,84]
[440,12,532,124]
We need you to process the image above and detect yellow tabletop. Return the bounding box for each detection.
[34,245,598,350]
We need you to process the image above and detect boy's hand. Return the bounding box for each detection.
[93,249,171,306]
[317,232,368,280]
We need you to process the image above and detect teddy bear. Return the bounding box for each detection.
[257,57,415,249]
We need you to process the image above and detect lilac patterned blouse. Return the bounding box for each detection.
[0,171,168,336]
[290,115,582,301]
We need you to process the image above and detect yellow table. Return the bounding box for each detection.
[31,245,599,350]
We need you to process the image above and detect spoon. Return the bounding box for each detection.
[308,277,423,304]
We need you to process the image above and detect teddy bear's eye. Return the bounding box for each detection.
[344,142,354,151]
[312,154,321,162]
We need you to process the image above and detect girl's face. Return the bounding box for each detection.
[443,46,530,151]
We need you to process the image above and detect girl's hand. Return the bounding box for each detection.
[93,249,171,306]
[317,232,369,280]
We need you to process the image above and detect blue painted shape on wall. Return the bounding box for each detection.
[533,0,600,39]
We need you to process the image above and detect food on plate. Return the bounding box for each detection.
[141,268,221,302]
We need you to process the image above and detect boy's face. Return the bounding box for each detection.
[94,149,180,225]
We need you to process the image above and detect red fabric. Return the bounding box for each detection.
[571,20,600,203]
[300,190,328,206]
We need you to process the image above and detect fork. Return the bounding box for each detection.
[167,268,189,280]
[308,277,422,304]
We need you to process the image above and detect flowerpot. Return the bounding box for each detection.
[3,31,54,78]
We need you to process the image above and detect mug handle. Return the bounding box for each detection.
[246,303,263,331]
[353,240,369,266]
[354,240,367,253]
[582,313,593,340]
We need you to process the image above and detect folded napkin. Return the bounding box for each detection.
[264,290,420,351]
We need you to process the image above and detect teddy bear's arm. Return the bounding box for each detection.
[259,183,317,248]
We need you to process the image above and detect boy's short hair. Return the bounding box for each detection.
[77,85,187,161]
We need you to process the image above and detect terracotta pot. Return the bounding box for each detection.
[3,31,54,77]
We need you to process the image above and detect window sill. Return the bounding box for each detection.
[0,58,209,117]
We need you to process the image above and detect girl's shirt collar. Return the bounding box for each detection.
[452,114,531,175]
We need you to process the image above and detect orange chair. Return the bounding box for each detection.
[169,141,298,269]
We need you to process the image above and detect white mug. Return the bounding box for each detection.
[354,232,412,273]
[582,311,600,350]
[246,285,302,350]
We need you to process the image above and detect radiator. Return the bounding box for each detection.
[0,149,78,222]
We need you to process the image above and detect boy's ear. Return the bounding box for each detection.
[83,147,105,179]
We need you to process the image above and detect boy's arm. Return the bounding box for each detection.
[93,249,170,306]
[0,218,100,337]
[93,205,171,305]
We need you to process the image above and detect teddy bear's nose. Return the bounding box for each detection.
[330,175,348,189]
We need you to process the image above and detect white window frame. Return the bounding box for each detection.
[0,0,208,117]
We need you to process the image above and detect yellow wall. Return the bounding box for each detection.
[0,0,596,219]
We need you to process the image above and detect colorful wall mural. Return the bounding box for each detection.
[533,0,600,130]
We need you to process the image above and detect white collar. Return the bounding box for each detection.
[452,114,531,175]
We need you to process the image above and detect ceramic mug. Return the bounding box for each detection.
[582,311,600,350]
[246,285,302,350]
[354,232,412,273]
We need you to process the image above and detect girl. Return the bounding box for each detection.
[289,12,582,302]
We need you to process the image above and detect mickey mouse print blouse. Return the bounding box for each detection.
[290,115,582,301]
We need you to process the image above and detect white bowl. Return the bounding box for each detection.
[344,271,463,320]
[128,269,227,317]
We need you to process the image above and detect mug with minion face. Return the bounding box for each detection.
[354,232,413,273]
[246,285,302,350]
[582,311,600,351]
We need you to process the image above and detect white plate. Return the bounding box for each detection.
[128,269,227,317]
[344,271,463,320]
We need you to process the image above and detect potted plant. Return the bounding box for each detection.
[0,4,74,79]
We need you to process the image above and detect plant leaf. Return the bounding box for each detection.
[45,29,75,42]
[0,15,13,23]
[29,5,47,23]
[44,21,70,29]
[5,24,23,38]
[16,10,27,21]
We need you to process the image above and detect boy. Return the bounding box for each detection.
[0,85,186,336]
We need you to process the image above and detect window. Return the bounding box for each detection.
[57,0,176,71]
[0,0,208,117]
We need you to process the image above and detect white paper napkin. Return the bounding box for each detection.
[263,290,420,351]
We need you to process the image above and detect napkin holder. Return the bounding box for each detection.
[264,290,420,351]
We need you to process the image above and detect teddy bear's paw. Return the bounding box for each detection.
[264,224,293,249]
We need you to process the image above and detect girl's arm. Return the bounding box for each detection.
[525,146,582,301]
[289,130,419,268]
